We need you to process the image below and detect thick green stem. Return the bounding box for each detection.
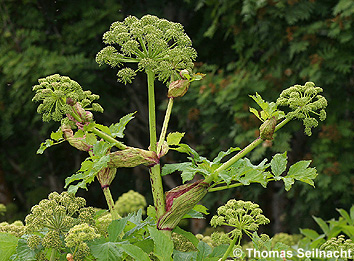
[146,70,166,222]
[205,117,292,184]
[221,235,239,261]
[147,71,157,152]
[149,164,166,218]
[50,248,57,261]
[91,127,127,150]
[102,187,121,220]
[157,98,174,156]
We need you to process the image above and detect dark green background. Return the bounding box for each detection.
[0,0,353,235]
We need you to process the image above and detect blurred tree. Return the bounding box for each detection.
[175,0,354,232]
[1,0,353,235]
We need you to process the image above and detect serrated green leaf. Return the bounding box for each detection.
[213,147,241,164]
[64,172,86,188]
[170,144,204,163]
[10,238,36,261]
[108,218,128,242]
[183,209,204,219]
[50,129,63,141]
[79,158,94,172]
[93,140,111,157]
[192,204,209,215]
[181,166,200,183]
[89,239,124,261]
[161,162,193,176]
[249,107,262,121]
[271,151,288,177]
[166,132,185,146]
[282,177,294,191]
[109,112,136,138]
[0,233,19,261]
[133,239,154,255]
[95,124,112,136]
[148,226,174,261]
[218,169,233,185]
[85,133,98,145]
[196,241,212,261]
[173,250,197,260]
[37,139,54,154]
[117,244,150,261]
[287,160,317,187]
[147,205,157,220]
[209,244,229,258]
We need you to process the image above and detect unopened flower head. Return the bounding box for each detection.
[25,191,93,235]
[320,235,354,253]
[210,199,269,239]
[276,82,327,136]
[32,74,103,122]
[96,15,197,84]
[114,190,147,216]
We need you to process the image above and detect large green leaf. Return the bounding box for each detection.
[196,241,212,261]
[148,227,174,261]
[109,112,136,138]
[108,218,128,242]
[166,132,185,146]
[0,233,19,261]
[270,151,288,178]
[89,239,124,261]
[9,238,36,261]
[117,244,151,261]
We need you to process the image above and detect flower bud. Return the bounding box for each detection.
[179,69,190,79]
[108,147,158,168]
[259,116,277,140]
[168,79,190,98]
[157,180,209,230]
[61,125,93,152]
[96,167,117,188]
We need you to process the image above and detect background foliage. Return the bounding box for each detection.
[0,0,353,235]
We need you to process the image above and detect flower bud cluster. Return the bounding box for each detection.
[320,235,354,253]
[0,220,25,237]
[114,190,147,216]
[32,74,103,122]
[271,232,302,247]
[96,15,197,84]
[210,199,270,239]
[24,191,96,253]
[65,223,100,259]
[172,233,197,252]
[276,82,327,135]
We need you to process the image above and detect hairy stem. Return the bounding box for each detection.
[146,70,166,222]
[149,164,166,218]
[102,187,121,220]
[157,98,174,156]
